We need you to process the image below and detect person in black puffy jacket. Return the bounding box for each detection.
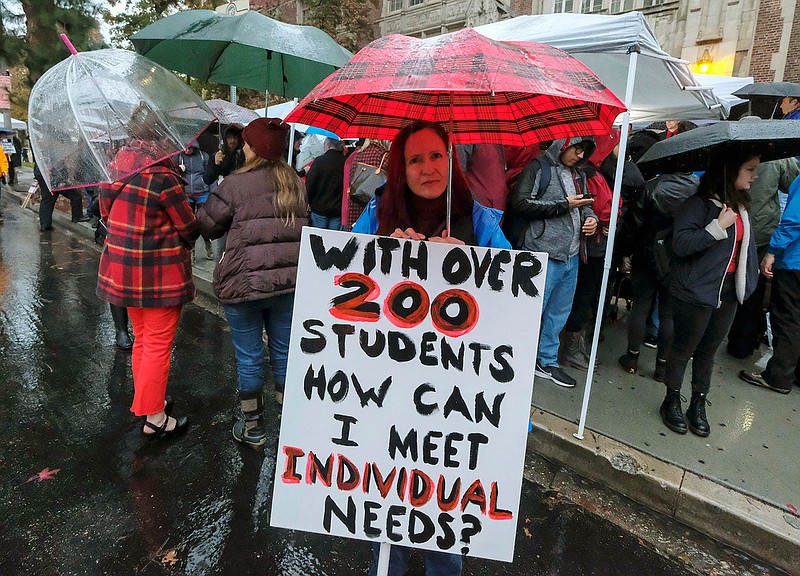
[660,152,760,437]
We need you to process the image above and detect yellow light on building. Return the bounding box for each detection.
[694,47,713,75]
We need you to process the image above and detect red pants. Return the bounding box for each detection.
[128,306,182,416]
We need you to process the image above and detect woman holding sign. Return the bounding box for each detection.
[197,118,308,447]
[352,120,509,576]
[352,121,510,250]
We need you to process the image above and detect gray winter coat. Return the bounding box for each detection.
[510,137,597,262]
[749,157,800,247]
[196,167,307,304]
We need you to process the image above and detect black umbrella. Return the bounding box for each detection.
[732,82,800,118]
[637,120,800,177]
[733,82,800,99]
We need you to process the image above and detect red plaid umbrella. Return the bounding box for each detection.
[285,28,626,146]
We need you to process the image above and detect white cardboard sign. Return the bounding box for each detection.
[270,228,546,562]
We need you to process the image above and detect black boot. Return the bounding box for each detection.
[618,350,639,374]
[232,389,266,447]
[659,388,687,434]
[110,304,133,350]
[686,392,710,437]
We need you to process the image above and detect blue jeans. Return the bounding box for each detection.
[368,544,462,576]
[223,294,294,394]
[538,255,579,367]
[310,212,342,230]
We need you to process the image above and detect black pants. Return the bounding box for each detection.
[727,245,769,358]
[39,187,84,228]
[762,268,800,390]
[626,267,673,359]
[565,256,605,333]
[666,274,738,394]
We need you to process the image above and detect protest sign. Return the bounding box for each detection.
[1,139,15,154]
[270,228,546,562]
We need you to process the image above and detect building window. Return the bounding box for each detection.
[389,0,403,12]
[409,0,423,5]
[610,0,633,12]
[580,0,602,12]
[643,0,666,5]
[554,0,574,12]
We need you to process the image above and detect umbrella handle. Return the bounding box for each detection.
[60,34,78,55]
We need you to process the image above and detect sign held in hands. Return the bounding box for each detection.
[270,228,547,562]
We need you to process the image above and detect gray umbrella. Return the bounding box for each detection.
[732,82,800,99]
[636,120,800,177]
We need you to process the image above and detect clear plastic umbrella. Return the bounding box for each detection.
[28,36,215,192]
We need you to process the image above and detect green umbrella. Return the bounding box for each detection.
[130,10,353,99]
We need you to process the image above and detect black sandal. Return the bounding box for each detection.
[142,415,189,440]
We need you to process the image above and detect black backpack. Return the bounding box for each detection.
[503,159,552,249]
[652,226,673,281]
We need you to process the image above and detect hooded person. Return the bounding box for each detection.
[509,136,598,388]
[203,124,245,185]
[177,141,214,261]
[97,133,200,440]
[561,131,622,370]
[196,118,308,447]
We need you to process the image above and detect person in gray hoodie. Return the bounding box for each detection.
[510,137,598,388]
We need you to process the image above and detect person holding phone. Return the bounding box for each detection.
[509,137,597,389]
[562,131,622,370]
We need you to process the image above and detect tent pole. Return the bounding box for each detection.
[265,49,273,118]
[575,46,640,440]
[287,97,298,168]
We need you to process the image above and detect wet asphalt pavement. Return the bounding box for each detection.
[0,202,748,575]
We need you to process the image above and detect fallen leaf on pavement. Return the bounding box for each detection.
[35,467,60,481]
[161,549,179,566]
[16,467,61,488]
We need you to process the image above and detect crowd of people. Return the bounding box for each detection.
[22,92,800,575]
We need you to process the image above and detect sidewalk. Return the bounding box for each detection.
[7,166,799,575]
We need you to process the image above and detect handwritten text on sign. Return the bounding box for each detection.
[270,229,546,562]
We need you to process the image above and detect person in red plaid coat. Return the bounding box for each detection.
[97,143,200,440]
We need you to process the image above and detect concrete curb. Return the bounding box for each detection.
[528,408,800,575]
[6,174,798,574]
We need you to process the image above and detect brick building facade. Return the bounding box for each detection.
[750,0,799,82]
[232,0,797,82]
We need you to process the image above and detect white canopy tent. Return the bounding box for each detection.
[3,117,27,131]
[476,12,726,438]
[476,12,725,123]
[696,74,752,117]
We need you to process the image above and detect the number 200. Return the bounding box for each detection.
[329,272,479,338]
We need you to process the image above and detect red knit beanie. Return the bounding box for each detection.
[242,118,289,161]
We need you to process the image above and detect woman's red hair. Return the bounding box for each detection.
[376,121,473,235]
